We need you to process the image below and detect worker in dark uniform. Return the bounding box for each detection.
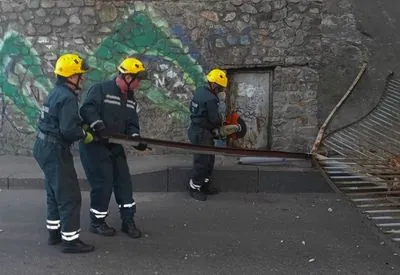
[33,53,95,253]
[79,57,148,239]
[187,68,229,201]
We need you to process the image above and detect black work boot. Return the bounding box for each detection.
[48,230,61,245]
[121,219,142,239]
[89,220,116,237]
[188,179,207,201]
[61,239,94,254]
[201,178,220,195]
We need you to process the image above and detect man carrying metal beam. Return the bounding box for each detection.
[33,53,95,253]
[79,57,148,239]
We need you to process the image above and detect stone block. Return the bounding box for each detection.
[27,0,40,9]
[41,0,55,8]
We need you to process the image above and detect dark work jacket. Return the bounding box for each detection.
[79,78,140,136]
[189,86,221,130]
[37,83,85,144]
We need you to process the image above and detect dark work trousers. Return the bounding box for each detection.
[79,141,136,224]
[33,135,82,242]
[188,126,215,187]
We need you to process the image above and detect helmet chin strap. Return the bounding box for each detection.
[122,74,135,91]
[209,82,223,94]
[66,76,82,91]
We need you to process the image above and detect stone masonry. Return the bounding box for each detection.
[0,0,397,156]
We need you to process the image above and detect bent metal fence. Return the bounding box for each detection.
[312,63,400,243]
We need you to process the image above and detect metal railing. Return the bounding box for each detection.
[313,66,400,244]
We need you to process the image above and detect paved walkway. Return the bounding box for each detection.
[0,190,399,275]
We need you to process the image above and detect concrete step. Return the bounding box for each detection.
[0,155,332,193]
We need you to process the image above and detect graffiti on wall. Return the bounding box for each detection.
[229,72,271,149]
[0,31,53,133]
[0,4,206,134]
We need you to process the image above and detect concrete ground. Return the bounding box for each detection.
[0,190,399,275]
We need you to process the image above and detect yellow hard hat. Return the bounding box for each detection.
[117,57,145,75]
[206,68,228,88]
[54,53,89,77]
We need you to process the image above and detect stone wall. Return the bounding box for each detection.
[0,0,397,156]
[318,0,400,133]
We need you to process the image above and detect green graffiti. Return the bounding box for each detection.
[85,4,205,120]
[0,4,206,132]
[0,31,53,132]
[89,10,206,87]
[140,80,190,121]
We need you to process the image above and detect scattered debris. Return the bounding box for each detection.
[308,258,315,263]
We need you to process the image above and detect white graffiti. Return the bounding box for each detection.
[153,64,185,89]
[158,63,169,71]
[166,70,177,78]
[154,73,165,88]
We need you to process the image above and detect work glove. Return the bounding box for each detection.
[130,133,140,145]
[212,124,242,139]
[133,143,148,151]
[82,131,94,144]
[130,133,149,151]
[91,121,112,137]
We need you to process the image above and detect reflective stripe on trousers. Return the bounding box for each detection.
[46,219,61,230]
[61,229,80,241]
[90,208,108,219]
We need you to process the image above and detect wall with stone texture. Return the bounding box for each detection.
[0,0,397,156]
[318,0,400,135]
